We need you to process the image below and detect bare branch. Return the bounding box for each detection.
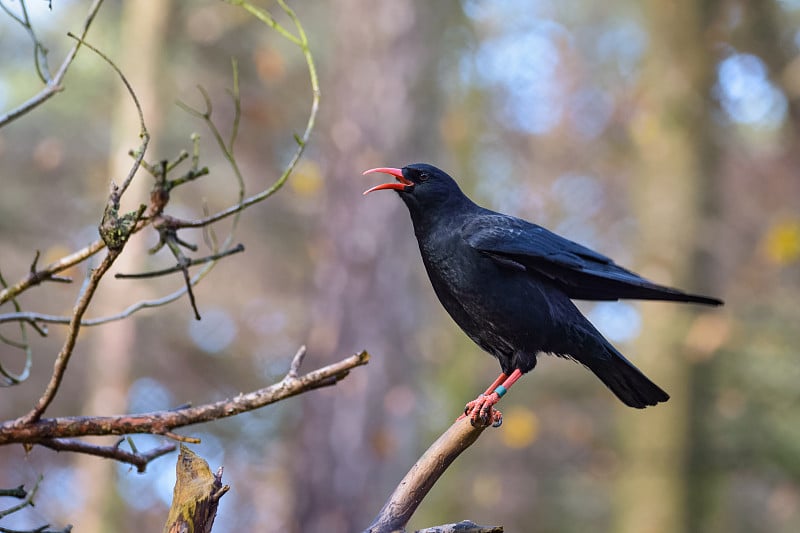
[0,523,72,533]
[0,0,105,128]
[174,59,247,250]
[0,0,320,321]
[19,247,123,425]
[24,251,71,285]
[176,79,245,202]
[287,345,307,379]
[364,418,490,533]
[0,0,52,83]
[65,32,149,198]
[0,269,34,386]
[39,438,175,474]
[1,350,370,445]
[0,312,62,327]
[0,239,106,306]
[17,187,144,421]
[114,244,245,279]
[1,241,243,329]
[0,476,40,519]
[163,431,201,444]
[227,58,242,151]
[175,0,320,230]
[0,486,26,499]
[1,274,210,328]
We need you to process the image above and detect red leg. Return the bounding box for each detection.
[482,372,507,395]
[458,372,505,425]
[460,369,523,428]
[499,368,523,390]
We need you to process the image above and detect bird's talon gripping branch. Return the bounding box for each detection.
[462,392,503,428]
[463,394,483,417]
[491,412,503,428]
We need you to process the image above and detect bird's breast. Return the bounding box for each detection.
[417,232,552,360]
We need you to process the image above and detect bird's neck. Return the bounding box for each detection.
[403,192,479,240]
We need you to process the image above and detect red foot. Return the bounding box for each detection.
[459,393,503,428]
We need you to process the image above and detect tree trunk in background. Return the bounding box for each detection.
[72,2,170,532]
[289,2,448,532]
[614,2,719,533]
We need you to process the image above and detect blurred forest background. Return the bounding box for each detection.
[1,0,799,532]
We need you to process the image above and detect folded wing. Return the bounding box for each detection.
[462,214,723,305]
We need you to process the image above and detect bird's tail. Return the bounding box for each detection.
[585,343,669,408]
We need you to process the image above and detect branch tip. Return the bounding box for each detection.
[163,431,201,444]
[287,345,307,378]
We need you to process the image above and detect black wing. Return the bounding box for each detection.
[462,214,722,305]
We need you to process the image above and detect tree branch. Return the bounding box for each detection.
[364,418,493,533]
[0,0,105,128]
[19,247,123,425]
[39,438,175,473]
[0,476,40,520]
[114,244,244,279]
[0,486,26,499]
[177,0,320,230]
[1,349,370,445]
[0,239,106,306]
[0,0,321,327]
[65,31,149,198]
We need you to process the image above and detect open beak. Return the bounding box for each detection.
[362,167,414,195]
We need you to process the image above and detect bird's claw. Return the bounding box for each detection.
[461,393,503,428]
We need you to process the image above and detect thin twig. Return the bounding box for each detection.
[0,524,72,533]
[0,250,238,328]
[0,0,105,128]
[287,345,307,379]
[228,57,241,151]
[65,32,149,197]
[163,431,201,444]
[0,0,52,83]
[0,270,33,386]
[39,438,175,473]
[0,0,319,314]
[114,244,245,279]
[226,0,302,45]
[0,313,64,327]
[0,239,106,306]
[0,486,26,499]
[175,58,246,250]
[176,84,244,200]
[176,0,320,230]
[0,476,40,519]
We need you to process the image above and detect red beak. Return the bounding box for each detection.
[362,167,414,195]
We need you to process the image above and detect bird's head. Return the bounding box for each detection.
[362,163,467,214]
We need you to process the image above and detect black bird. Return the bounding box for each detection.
[363,163,723,426]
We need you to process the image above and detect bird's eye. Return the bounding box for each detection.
[419,172,429,182]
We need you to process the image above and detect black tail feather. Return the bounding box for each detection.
[585,348,669,408]
[562,280,724,306]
